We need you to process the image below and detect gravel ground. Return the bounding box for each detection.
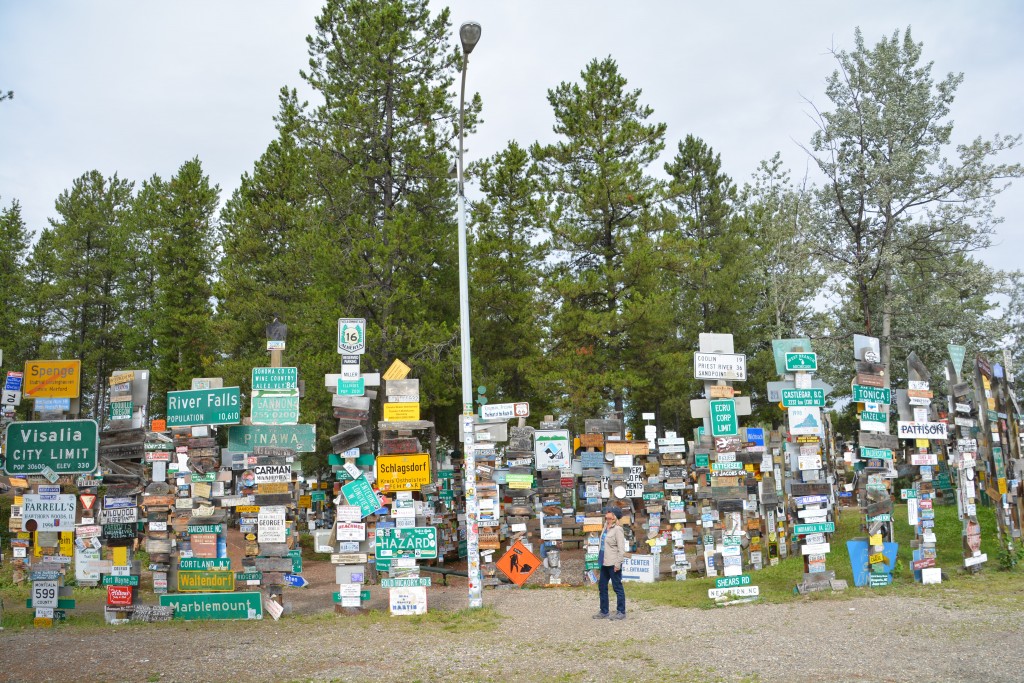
[3,582,1023,683]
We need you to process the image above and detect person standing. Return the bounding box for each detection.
[594,506,627,620]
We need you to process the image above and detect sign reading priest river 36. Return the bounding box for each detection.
[165,387,241,427]
[3,420,98,475]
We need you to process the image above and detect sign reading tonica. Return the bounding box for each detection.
[166,387,241,427]
[3,420,98,475]
[851,385,891,405]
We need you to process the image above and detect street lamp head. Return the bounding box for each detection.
[460,21,482,55]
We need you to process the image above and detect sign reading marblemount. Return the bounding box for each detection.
[165,387,241,427]
[3,420,98,475]
[159,592,262,620]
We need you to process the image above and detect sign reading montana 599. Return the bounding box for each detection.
[3,420,98,475]
[166,387,241,427]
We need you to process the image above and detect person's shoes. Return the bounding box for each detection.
[592,612,609,619]
[610,612,626,620]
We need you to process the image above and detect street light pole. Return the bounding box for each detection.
[456,20,483,609]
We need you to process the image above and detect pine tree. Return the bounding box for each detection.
[0,198,34,369]
[531,57,668,429]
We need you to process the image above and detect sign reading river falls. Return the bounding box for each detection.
[3,420,98,475]
[165,387,241,427]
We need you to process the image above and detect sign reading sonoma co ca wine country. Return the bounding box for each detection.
[3,420,98,476]
[166,387,241,427]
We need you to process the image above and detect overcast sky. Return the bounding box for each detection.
[1,1,1021,274]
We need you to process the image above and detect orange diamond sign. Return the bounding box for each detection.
[496,540,541,587]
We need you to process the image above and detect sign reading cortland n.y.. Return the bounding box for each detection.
[376,453,431,490]
[165,387,241,427]
[23,360,81,398]
[3,420,98,476]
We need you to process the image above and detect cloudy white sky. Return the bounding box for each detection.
[1,1,1021,272]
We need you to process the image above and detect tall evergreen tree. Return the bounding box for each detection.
[808,27,1022,371]
[0,198,34,368]
[150,159,219,411]
[41,171,134,418]
[468,141,550,412]
[531,57,668,430]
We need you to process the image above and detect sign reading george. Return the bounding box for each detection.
[3,420,98,476]
[709,399,738,437]
[23,360,81,398]
[165,387,241,427]
[251,367,298,391]
[376,453,431,490]
[374,527,438,559]
[694,352,747,381]
[337,318,366,355]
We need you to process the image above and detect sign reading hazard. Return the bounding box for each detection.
[23,360,81,398]
[496,540,540,587]
[376,453,431,490]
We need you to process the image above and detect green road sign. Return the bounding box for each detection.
[947,344,966,377]
[341,476,381,518]
[250,391,299,425]
[311,491,326,502]
[3,419,98,476]
[780,388,825,407]
[711,461,744,472]
[374,527,438,559]
[380,577,432,588]
[852,385,891,404]
[785,352,818,372]
[227,424,316,453]
[333,590,372,602]
[179,558,232,571]
[860,411,888,424]
[235,572,262,582]
[709,399,738,437]
[714,574,751,589]
[642,492,664,501]
[101,575,139,586]
[337,378,365,396]
[251,367,298,391]
[289,548,302,574]
[159,592,262,620]
[860,447,893,460]
[166,387,241,427]
[109,401,132,420]
[793,522,835,535]
[694,454,710,468]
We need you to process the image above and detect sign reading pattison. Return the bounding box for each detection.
[3,420,98,475]
[897,421,948,440]
[166,387,241,427]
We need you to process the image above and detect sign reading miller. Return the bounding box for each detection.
[3,420,98,475]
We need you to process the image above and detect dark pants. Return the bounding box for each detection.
[599,565,625,615]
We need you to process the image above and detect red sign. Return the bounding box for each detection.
[496,540,541,587]
[79,493,97,511]
[911,557,936,571]
[107,585,133,607]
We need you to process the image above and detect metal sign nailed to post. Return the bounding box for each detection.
[337,318,366,355]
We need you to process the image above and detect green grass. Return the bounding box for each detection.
[628,501,1019,609]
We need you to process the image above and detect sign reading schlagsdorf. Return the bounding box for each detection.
[376,453,431,490]
[165,387,241,427]
[3,420,98,475]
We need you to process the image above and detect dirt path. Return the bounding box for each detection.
[2,587,1022,683]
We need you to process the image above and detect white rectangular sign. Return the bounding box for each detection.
[897,422,948,440]
[707,585,759,599]
[693,352,747,381]
[257,506,287,543]
[479,402,530,420]
[22,494,76,531]
[253,464,292,484]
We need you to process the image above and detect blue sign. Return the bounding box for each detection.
[283,573,308,588]
[746,428,765,447]
[847,539,899,587]
[5,373,23,391]
[34,397,71,412]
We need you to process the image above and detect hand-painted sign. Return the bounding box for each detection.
[3,420,98,476]
[165,387,241,427]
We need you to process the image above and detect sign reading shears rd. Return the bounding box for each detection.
[694,352,746,381]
